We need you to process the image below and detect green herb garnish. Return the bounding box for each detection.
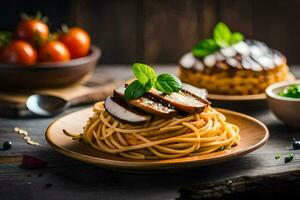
[132,63,157,85]
[192,22,244,58]
[213,22,232,47]
[275,153,281,160]
[124,63,182,100]
[278,84,300,98]
[192,39,219,58]
[124,80,146,100]
[229,32,244,45]
[154,74,183,94]
[284,153,294,163]
[0,31,12,48]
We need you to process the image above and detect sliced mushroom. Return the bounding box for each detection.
[113,85,177,118]
[146,85,209,114]
[104,96,151,125]
[182,83,210,102]
[129,97,177,118]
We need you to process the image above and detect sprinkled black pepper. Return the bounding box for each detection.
[2,141,12,150]
[45,183,52,188]
[292,138,300,150]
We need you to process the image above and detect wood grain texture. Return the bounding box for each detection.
[71,0,138,64]
[179,170,300,199]
[142,0,199,63]
[197,0,219,39]
[219,0,253,37]
[1,0,300,64]
[0,65,299,200]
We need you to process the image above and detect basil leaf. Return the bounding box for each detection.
[213,22,231,47]
[124,80,146,100]
[229,32,244,45]
[132,63,157,85]
[144,80,153,91]
[192,39,219,58]
[155,74,182,94]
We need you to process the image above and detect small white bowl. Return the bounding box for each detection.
[266,80,300,128]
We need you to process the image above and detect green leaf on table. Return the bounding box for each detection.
[124,80,146,100]
[132,63,157,85]
[192,38,219,58]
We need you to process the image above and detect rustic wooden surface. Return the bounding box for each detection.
[2,0,300,64]
[0,65,299,200]
[179,170,300,199]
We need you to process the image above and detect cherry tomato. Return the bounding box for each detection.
[38,41,70,62]
[1,40,37,65]
[16,18,49,47]
[59,27,91,58]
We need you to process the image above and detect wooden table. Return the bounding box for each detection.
[0,65,299,200]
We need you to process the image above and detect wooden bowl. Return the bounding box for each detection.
[0,46,101,91]
[266,80,300,128]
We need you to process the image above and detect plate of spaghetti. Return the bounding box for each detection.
[45,63,269,172]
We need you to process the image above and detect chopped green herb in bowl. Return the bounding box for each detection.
[278,84,300,98]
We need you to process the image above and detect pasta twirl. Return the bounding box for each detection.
[69,102,240,160]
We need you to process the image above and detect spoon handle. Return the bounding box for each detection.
[67,82,118,106]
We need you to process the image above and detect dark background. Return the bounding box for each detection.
[1,0,300,65]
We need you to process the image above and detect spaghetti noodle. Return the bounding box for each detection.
[72,101,240,160]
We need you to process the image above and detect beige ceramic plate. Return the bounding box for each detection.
[45,108,269,172]
[208,73,295,101]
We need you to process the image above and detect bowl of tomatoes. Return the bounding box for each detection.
[0,12,101,90]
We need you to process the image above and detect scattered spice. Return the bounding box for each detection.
[275,153,281,160]
[26,173,32,177]
[21,155,47,169]
[225,180,232,186]
[284,153,294,163]
[38,173,43,177]
[2,141,12,150]
[14,127,40,146]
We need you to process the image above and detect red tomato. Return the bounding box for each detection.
[16,19,49,47]
[1,40,37,65]
[59,27,91,58]
[38,41,70,62]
